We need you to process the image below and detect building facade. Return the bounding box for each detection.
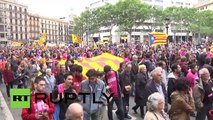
[39,16,69,43]
[0,0,7,43]
[195,0,213,11]
[5,0,29,42]
[88,0,198,44]
[29,13,39,41]
[0,0,71,44]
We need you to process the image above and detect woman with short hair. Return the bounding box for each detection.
[144,92,169,120]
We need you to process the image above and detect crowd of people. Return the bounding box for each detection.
[0,41,213,120]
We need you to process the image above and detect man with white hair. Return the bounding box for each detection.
[65,103,84,120]
[193,68,213,120]
[44,68,55,93]
[144,67,168,112]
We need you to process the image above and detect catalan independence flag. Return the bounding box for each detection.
[148,32,168,46]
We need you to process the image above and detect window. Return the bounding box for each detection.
[9,5,12,10]
[0,18,3,23]
[176,2,183,5]
[14,6,17,11]
[16,34,18,39]
[15,27,17,31]
[19,7,22,12]
[155,0,163,2]
[0,33,4,38]
[11,34,13,39]
[185,3,190,6]
[20,34,22,39]
[171,1,174,4]
[20,27,22,32]
[24,8,27,13]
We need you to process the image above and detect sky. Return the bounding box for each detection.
[18,0,90,18]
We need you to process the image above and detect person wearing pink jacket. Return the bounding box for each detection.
[186,63,198,89]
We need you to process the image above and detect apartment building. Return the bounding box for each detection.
[29,13,39,41]
[39,16,69,43]
[0,0,72,44]
[5,0,29,41]
[195,0,213,11]
[0,0,7,43]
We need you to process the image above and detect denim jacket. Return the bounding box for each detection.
[80,79,106,114]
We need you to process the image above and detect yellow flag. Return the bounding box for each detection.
[38,33,46,46]
[32,41,36,46]
[11,42,22,46]
[38,38,45,46]
[72,34,77,43]
[94,42,97,49]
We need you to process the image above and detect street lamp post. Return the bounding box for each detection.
[165,17,170,46]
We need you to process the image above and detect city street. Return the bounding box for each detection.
[0,83,142,120]
[0,83,198,120]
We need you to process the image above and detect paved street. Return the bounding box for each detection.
[0,83,197,120]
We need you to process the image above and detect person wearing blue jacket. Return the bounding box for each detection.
[80,69,106,120]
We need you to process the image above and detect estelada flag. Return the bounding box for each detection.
[148,32,168,46]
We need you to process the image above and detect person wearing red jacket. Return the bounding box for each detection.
[2,63,13,98]
[72,65,86,93]
[21,76,55,120]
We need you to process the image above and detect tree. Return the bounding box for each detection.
[116,0,151,42]
[94,3,119,40]
[144,6,164,32]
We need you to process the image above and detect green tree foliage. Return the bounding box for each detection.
[73,1,213,39]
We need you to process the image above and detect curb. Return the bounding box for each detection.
[0,90,14,120]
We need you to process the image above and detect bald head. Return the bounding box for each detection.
[65,103,83,120]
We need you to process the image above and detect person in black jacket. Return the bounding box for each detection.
[52,72,78,120]
[203,57,213,79]
[130,55,138,97]
[12,65,28,88]
[132,64,148,118]
[167,63,182,104]
[144,67,168,112]
[55,64,67,85]
[119,63,132,119]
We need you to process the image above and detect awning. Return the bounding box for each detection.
[101,37,110,41]
[121,37,128,41]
